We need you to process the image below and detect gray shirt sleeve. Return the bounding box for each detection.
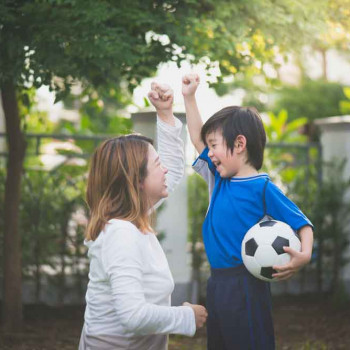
[193,152,216,201]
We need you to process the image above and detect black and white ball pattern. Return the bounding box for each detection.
[241,219,301,282]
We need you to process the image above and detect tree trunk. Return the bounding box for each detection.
[1,82,26,332]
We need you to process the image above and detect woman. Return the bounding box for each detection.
[79,83,207,349]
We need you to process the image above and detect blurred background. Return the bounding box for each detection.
[1,0,350,348]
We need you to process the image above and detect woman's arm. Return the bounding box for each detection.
[157,116,184,194]
[148,83,185,196]
[102,222,198,336]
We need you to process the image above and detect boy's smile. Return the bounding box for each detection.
[206,130,258,178]
[206,131,238,178]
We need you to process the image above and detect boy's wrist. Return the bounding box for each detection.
[183,94,196,102]
[301,250,312,263]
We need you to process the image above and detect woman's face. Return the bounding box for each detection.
[142,144,168,206]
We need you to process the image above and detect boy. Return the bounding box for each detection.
[182,73,314,349]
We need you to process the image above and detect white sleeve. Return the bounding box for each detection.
[154,116,184,209]
[102,224,195,337]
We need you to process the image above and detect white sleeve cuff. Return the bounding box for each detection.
[179,305,196,337]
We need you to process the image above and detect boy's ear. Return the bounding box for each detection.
[234,135,247,152]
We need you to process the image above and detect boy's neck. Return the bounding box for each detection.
[234,164,259,178]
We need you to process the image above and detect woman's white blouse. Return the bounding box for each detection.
[84,220,195,338]
[82,116,195,346]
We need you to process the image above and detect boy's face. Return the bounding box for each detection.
[205,130,239,178]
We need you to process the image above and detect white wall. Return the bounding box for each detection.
[315,115,350,293]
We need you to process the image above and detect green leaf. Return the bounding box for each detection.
[81,114,92,130]
[143,97,150,108]
[340,101,350,114]
[285,117,308,134]
[60,121,76,134]
[343,87,350,100]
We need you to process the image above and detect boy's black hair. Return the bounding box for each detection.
[201,106,266,170]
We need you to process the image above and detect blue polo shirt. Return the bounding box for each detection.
[193,147,313,269]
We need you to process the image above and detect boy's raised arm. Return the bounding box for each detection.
[182,74,205,154]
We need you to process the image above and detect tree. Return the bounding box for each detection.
[0,0,327,331]
[188,172,208,304]
[312,160,350,299]
[272,79,347,122]
[307,0,350,80]
[54,84,133,151]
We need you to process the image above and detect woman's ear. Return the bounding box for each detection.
[234,135,247,153]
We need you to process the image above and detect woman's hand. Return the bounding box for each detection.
[148,82,173,109]
[183,302,208,329]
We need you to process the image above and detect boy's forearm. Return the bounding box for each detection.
[298,225,314,260]
[184,96,205,154]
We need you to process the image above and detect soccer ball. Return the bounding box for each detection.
[241,219,301,282]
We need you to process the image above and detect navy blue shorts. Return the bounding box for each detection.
[206,264,275,350]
